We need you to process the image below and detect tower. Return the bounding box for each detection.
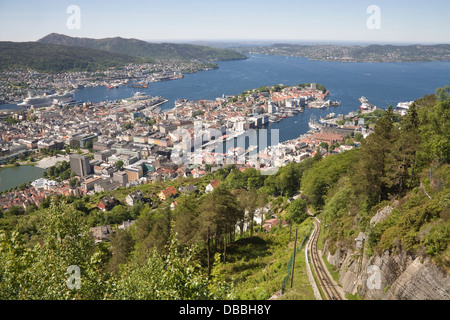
[69,154,92,177]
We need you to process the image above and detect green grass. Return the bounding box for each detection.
[214,218,315,300]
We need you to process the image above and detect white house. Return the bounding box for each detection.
[125,189,144,206]
[205,179,220,193]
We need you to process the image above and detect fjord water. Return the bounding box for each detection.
[74,54,450,143]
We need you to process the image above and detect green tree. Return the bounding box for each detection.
[115,160,124,170]
[135,206,172,261]
[358,106,398,205]
[109,237,212,300]
[173,195,200,247]
[236,188,258,236]
[287,198,308,224]
[73,199,89,215]
[199,185,243,251]
[107,229,135,273]
[0,201,107,299]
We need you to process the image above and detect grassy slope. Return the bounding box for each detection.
[213,218,315,300]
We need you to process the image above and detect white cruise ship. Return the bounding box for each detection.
[18,91,74,108]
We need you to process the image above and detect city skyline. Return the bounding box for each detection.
[1,0,449,44]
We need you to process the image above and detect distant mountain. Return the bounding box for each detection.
[0,41,143,73]
[234,43,450,62]
[38,33,248,62]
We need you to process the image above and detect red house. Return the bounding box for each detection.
[98,195,119,211]
[158,185,178,201]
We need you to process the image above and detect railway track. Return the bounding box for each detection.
[308,217,343,300]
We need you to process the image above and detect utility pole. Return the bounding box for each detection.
[207,227,211,277]
[290,228,298,288]
[223,235,227,263]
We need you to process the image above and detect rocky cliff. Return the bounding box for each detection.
[323,205,450,300]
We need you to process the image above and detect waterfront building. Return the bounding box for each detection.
[31,178,59,190]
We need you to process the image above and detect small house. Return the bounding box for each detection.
[158,185,178,201]
[97,195,119,211]
[205,179,220,193]
[262,218,287,232]
[170,201,178,211]
[179,184,198,195]
[90,225,112,243]
[126,189,145,206]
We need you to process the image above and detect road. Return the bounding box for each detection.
[307,215,344,300]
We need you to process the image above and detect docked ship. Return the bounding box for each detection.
[129,82,149,88]
[308,116,322,130]
[17,91,74,108]
[174,99,188,108]
[106,83,119,89]
[396,101,414,110]
[359,96,376,111]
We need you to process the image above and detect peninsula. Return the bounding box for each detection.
[232,43,450,62]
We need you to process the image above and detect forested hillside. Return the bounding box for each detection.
[38,33,248,62]
[301,87,450,268]
[0,41,143,73]
[0,87,448,300]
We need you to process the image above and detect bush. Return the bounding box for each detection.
[422,223,450,257]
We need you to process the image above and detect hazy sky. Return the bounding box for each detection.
[1,0,449,44]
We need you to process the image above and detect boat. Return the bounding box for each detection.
[308,117,321,130]
[330,100,341,106]
[106,83,119,89]
[18,91,74,108]
[269,116,280,123]
[130,83,149,88]
[396,101,414,110]
[359,96,376,111]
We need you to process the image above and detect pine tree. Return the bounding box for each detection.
[359,105,398,205]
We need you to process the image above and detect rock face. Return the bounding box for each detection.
[324,205,450,300]
[325,242,450,300]
[369,205,394,227]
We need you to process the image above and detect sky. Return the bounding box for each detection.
[0,0,449,44]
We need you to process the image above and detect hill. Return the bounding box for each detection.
[0,41,143,73]
[234,43,450,62]
[38,33,248,62]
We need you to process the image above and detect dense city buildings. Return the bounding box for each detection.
[0,79,386,211]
